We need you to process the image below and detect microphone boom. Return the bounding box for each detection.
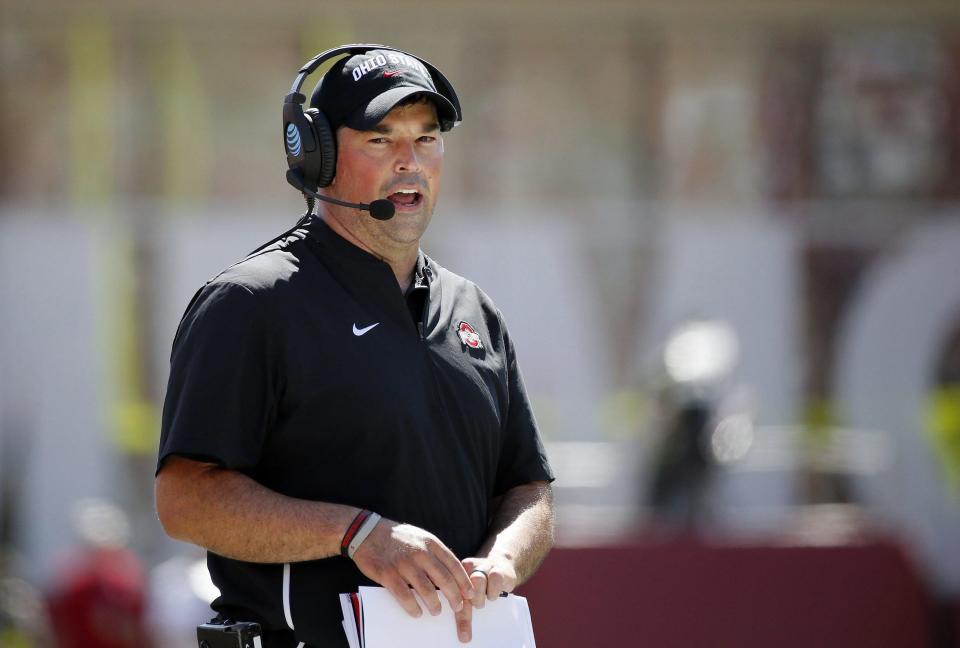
[286,169,396,220]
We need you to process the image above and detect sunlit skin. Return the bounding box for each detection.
[319,99,443,292]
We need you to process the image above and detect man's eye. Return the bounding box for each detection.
[418,136,437,143]
[369,137,388,144]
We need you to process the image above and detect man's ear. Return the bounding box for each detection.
[328,128,344,187]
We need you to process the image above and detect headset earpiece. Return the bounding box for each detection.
[282,92,319,192]
[305,108,337,188]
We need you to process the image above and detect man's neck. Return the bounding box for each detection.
[319,212,419,292]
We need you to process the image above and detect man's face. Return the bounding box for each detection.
[326,99,443,250]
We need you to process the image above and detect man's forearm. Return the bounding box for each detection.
[155,455,358,563]
[476,481,555,585]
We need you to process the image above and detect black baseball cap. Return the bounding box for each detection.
[310,48,460,133]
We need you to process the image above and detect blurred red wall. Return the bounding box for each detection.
[518,538,931,648]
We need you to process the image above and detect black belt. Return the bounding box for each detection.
[259,629,316,648]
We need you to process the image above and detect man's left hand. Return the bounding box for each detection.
[452,554,517,643]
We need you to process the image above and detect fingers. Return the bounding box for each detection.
[418,551,466,612]
[461,556,517,602]
[380,572,423,618]
[461,559,488,608]
[468,570,487,608]
[454,593,473,643]
[429,541,476,600]
[398,562,444,616]
[485,570,506,601]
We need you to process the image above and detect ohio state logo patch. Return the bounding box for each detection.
[456,321,483,349]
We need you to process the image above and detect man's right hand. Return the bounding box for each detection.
[351,519,476,619]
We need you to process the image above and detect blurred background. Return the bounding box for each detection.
[2,0,960,646]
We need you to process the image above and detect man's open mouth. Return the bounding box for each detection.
[386,189,423,209]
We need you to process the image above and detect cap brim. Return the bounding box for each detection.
[344,86,459,132]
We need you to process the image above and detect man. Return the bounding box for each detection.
[154,45,555,648]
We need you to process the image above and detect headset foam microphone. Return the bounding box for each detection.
[286,169,396,221]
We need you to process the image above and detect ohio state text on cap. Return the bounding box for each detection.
[311,49,459,132]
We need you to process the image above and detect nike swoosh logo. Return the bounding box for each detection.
[352,322,380,336]
[383,70,403,77]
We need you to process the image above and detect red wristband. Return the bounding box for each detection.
[340,509,372,557]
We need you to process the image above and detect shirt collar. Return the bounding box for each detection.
[304,215,433,294]
[302,215,388,269]
[412,251,432,290]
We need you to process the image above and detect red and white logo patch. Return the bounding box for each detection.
[456,321,483,349]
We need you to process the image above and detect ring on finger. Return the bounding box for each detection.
[470,568,489,579]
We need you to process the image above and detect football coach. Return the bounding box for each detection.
[155,44,555,648]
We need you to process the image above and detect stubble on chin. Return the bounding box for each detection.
[377,204,434,247]
[322,184,436,253]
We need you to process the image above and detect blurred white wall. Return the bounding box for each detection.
[0,216,114,583]
[835,217,960,594]
[4,205,958,594]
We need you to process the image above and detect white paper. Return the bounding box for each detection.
[339,593,362,648]
[354,586,537,648]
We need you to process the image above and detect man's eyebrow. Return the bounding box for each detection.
[367,121,440,135]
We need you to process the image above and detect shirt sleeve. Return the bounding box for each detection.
[157,279,280,474]
[493,316,555,496]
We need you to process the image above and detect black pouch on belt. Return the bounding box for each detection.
[197,616,262,648]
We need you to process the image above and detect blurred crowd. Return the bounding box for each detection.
[1,499,211,648]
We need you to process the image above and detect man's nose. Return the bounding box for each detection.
[394,140,422,174]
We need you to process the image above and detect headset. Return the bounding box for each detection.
[282,43,462,218]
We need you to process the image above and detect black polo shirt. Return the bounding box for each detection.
[157,216,554,647]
